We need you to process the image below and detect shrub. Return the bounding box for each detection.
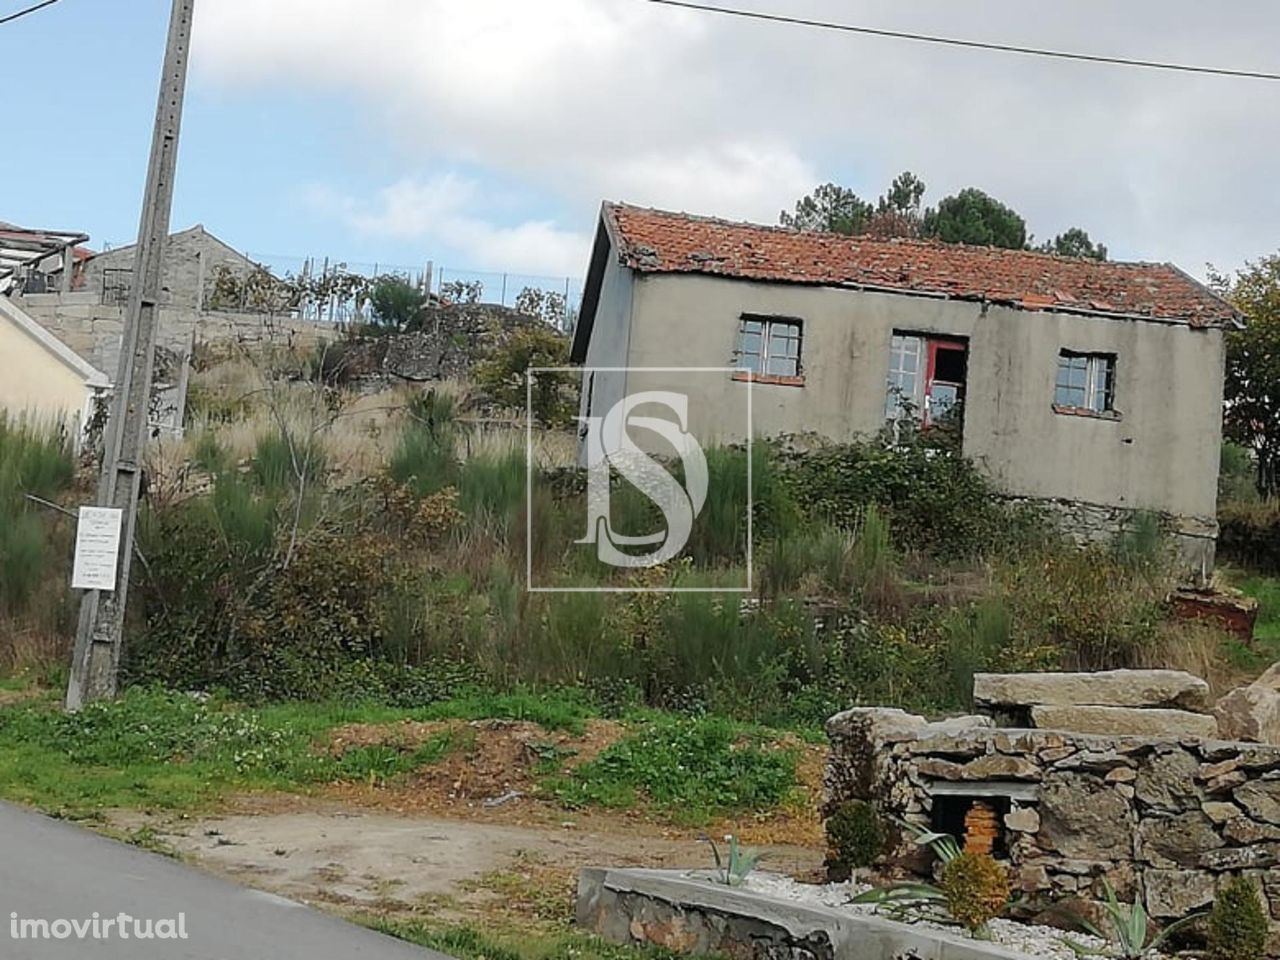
[368,276,426,333]
[389,391,458,497]
[472,327,576,426]
[0,416,74,616]
[825,800,886,870]
[1219,499,1280,573]
[251,428,327,493]
[775,436,1028,558]
[1208,877,1269,960]
[997,541,1169,671]
[939,852,1010,935]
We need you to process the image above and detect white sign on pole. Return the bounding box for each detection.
[72,507,124,592]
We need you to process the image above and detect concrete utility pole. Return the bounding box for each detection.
[66,0,196,710]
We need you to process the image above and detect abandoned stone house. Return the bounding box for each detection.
[67,224,261,311]
[571,202,1241,569]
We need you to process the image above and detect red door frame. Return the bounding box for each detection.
[923,338,967,427]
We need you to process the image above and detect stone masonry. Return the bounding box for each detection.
[824,695,1280,955]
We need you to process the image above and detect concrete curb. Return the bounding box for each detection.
[577,867,1033,960]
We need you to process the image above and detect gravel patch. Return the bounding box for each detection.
[735,873,1134,960]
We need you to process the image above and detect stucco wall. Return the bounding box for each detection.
[0,311,95,431]
[616,272,1223,529]
[578,255,635,461]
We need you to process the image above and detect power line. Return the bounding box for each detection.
[642,0,1280,82]
[0,0,61,25]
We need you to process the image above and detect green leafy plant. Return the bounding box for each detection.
[368,276,427,333]
[825,800,886,870]
[700,833,763,887]
[1062,881,1205,959]
[850,823,1007,939]
[939,851,1010,937]
[472,327,576,426]
[1207,876,1268,960]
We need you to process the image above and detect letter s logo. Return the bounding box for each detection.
[578,392,708,568]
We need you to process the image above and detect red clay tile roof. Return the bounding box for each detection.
[604,203,1237,327]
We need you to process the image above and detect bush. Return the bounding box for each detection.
[389,391,458,497]
[472,327,576,426]
[775,435,1033,558]
[998,541,1169,671]
[1219,499,1280,573]
[368,276,426,333]
[0,416,74,616]
[825,800,886,870]
[940,852,1010,935]
[1208,876,1269,960]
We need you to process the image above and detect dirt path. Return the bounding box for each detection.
[102,718,828,929]
[110,798,824,927]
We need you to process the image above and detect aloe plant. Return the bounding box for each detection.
[700,834,763,887]
[1062,881,1206,959]
[848,822,961,920]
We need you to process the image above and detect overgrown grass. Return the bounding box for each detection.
[547,714,799,824]
[0,689,467,813]
[1241,574,1280,654]
[0,686,802,822]
[0,416,76,669]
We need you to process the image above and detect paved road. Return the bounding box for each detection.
[0,801,451,959]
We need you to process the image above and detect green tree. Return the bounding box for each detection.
[368,276,426,333]
[866,171,927,238]
[473,327,578,427]
[780,183,873,235]
[923,188,1027,249]
[1215,254,1280,496]
[1040,227,1108,261]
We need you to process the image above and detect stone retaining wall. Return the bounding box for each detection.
[824,708,1280,954]
[577,868,1030,960]
[14,292,335,376]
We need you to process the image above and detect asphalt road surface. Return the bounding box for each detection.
[0,801,451,959]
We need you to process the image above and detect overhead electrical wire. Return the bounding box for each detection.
[642,0,1280,82]
[0,0,62,26]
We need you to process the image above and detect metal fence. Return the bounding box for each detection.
[243,253,585,330]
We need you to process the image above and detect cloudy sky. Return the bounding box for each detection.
[3,0,1278,283]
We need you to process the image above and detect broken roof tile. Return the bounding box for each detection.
[604,203,1237,327]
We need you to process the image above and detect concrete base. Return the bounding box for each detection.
[576,867,1031,960]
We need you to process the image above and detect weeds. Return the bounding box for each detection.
[548,715,798,823]
[1062,881,1204,959]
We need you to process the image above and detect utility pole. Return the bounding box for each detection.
[66,0,196,710]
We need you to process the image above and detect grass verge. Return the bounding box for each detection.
[0,686,801,823]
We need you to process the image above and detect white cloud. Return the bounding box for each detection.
[194,0,1280,275]
[304,175,590,277]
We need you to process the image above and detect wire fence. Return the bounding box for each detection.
[243,252,585,330]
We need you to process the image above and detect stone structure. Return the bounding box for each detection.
[12,291,334,379]
[335,304,559,385]
[972,669,1219,739]
[572,203,1239,575]
[71,225,259,312]
[1217,663,1280,746]
[578,868,1031,960]
[824,693,1280,954]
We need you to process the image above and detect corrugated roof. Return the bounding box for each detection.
[603,203,1237,327]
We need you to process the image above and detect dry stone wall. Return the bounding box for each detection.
[825,683,1280,954]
